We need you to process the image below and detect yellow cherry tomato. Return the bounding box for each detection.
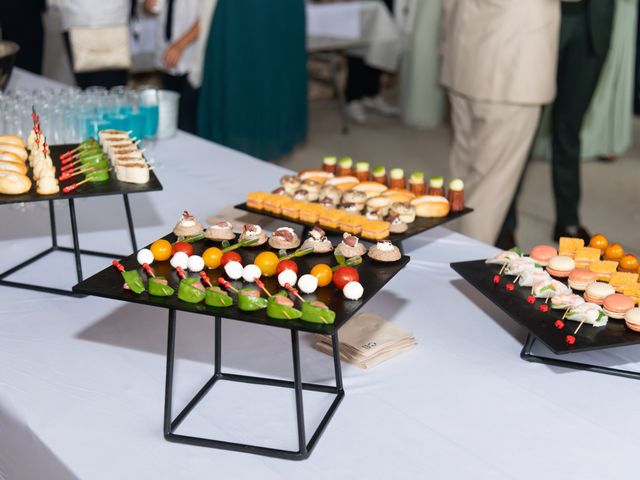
[150,239,172,261]
[202,247,223,269]
[254,251,279,277]
[310,263,333,287]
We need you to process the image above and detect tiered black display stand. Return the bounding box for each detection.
[451,260,640,380]
[74,235,410,459]
[0,144,162,296]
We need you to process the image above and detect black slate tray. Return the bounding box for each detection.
[235,202,472,243]
[74,234,410,334]
[451,259,640,355]
[0,143,162,205]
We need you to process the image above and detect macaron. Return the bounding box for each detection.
[584,282,616,305]
[530,245,558,266]
[624,307,640,332]
[546,255,576,278]
[568,269,598,291]
[602,294,635,320]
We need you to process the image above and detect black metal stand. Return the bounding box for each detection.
[0,195,138,296]
[520,334,640,380]
[163,309,345,460]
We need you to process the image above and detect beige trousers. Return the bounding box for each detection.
[448,91,541,244]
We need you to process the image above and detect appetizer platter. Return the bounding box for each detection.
[235,158,472,242]
[452,233,640,361]
[74,211,410,334]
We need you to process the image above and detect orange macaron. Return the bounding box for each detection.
[602,294,635,319]
[530,245,558,266]
[568,269,598,291]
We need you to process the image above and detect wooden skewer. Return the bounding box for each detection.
[514,274,521,285]
[199,271,213,287]
[142,263,155,277]
[112,260,125,272]
[63,177,93,193]
[573,319,586,335]
[175,266,186,279]
[562,308,570,319]
[499,263,507,275]
[284,283,305,303]
[217,277,239,293]
[255,278,272,297]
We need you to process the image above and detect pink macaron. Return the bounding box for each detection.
[603,294,635,319]
[568,268,598,291]
[530,245,558,266]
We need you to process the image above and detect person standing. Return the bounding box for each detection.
[441,0,561,245]
[499,0,615,247]
[144,0,202,134]
[1,0,46,74]
[196,0,307,161]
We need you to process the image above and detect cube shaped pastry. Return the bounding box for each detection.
[589,260,619,281]
[574,247,601,268]
[281,199,305,220]
[558,237,584,258]
[339,214,367,234]
[299,203,325,223]
[246,191,269,210]
[319,208,347,229]
[361,220,390,240]
[623,283,640,305]
[610,271,640,293]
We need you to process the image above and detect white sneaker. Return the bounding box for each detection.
[362,96,400,116]
[346,100,367,124]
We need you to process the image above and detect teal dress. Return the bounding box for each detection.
[197,0,308,161]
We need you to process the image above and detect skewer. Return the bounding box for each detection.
[112,260,125,272]
[499,263,507,275]
[562,308,570,319]
[175,266,186,279]
[199,271,213,287]
[573,320,586,335]
[217,277,239,293]
[142,263,155,277]
[60,166,95,181]
[284,283,305,303]
[61,176,92,193]
[255,278,272,297]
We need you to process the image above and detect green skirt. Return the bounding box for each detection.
[197,0,308,161]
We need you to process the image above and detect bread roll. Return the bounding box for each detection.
[352,181,388,198]
[0,143,28,161]
[0,151,24,164]
[382,188,415,203]
[0,172,32,194]
[37,176,60,195]
[411,195,450,218]
[0,135,25,147]
[0,160,28,175]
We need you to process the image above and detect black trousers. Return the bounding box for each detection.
[2,0,44,74]
[161,72,199,134]
[345,0,393,102]
[63,32,129,89]
[503,2,613,232]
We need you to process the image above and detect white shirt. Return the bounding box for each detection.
[154,0,201,76]
[58,0,130,30]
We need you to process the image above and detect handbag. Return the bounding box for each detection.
[68,24,132,73]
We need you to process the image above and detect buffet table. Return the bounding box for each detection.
[1,71,639,479]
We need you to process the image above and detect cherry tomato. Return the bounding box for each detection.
[172,241,193,257]
[333,266,359,290]
[202,247,223,269]
[150,239,172,261]
[310,263,333,287]
[254,251,279,277]
[221,251,242,267]
[276,260,298,275]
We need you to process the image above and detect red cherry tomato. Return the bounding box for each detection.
[333,266,359,290]
[172,241,193,257]
[276,260,298,275]
[221,251,242,267]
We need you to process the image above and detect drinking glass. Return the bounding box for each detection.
[138,86,160,138]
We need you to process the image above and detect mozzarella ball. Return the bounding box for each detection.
[170,251,189,270]
[343,281,364,300]
[224,261,243,280]
[187,255,205,272]
[136,248,154,266]
[297,274,318,294]
[242,264,262,282]
[278,269,298,288]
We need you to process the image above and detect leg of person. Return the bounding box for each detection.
[552,8,611,239]
[74,70,128,89]
[448,91,474,182]
[345,56,369,123]
[453,99,541,244]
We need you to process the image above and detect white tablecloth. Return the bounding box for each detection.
[2,70,640,480]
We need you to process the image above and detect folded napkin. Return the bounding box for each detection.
[314,312,416,369]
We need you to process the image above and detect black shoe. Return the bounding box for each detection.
[553,225,591,244]
[495,229,517,250]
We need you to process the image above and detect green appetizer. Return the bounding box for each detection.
[177,278,206,303]
[205,286,233,307]
[237,288,268,311]
[267,291,302,320]
[148,276,174,297]
[122,269,145,294]
[301,301,335,324]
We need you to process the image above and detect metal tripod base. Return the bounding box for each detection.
[0,196,137,297]
[520,334,640,380]
[164,310,345,460]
